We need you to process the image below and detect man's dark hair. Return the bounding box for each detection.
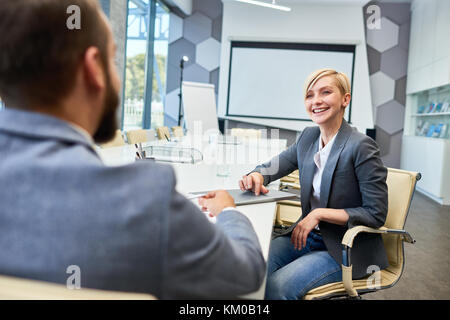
[0,0,109,108]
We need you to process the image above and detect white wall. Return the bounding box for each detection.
[218,0,374,133]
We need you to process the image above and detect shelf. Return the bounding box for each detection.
[404,134,449,141]
[411,112,450,117]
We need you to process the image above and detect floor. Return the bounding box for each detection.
[364,191,450,300]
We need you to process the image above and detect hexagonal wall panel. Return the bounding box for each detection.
[168,13,183,44]
[370,71,395,108]
[381,130,403,168]
[183,63,210,84]
[196,38,221,72]
[167,38,195,69]
[166,64,181,93]
[379,3,411,25]
[367,45,381,75]
[210,68,220,93]
[184,12,212,44]
[366,17,399,53]
[398,22,410,51]
[380,47,408,80]
[375,125,390,157]
[212,16,222,41]
[394,76,407,106]
[164,89,180,127]
[193,0,223,20]
[376,100,405,135]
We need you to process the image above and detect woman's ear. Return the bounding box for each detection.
[342,93,351,107]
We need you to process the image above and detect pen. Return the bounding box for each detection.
[186,193,208,200]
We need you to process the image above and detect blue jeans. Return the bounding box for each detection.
[265,231,342,300]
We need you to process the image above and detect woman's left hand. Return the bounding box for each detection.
[291,209,321,250]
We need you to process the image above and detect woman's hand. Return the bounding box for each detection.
[198,190,236,217]
[238,172,269,196]
[291,209,321,250]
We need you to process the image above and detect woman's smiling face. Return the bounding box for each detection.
[304,75,350,126]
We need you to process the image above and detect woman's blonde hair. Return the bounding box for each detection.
[303,68,351,100]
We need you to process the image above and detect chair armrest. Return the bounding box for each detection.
[342,226,415,249]
[340,226,415,298]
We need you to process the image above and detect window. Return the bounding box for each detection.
[122,0,170,130]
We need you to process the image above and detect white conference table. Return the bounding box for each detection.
[96,136,287,299]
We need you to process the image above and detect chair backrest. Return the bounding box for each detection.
[145,129,157,142]
[171,126,184,138]
[156,126,171,140]
[382,167,420,276]
[100,130,125,148]
[384,168,420,230]
[126,129,148,144]
[0,275,156,300]
[230,128,262,139]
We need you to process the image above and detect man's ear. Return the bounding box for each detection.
[82,47,105,91]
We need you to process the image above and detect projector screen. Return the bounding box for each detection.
[226,42,355,122]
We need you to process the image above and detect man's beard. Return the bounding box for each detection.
[93,72,120,144]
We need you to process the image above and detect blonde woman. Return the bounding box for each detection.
[239,69,389,300]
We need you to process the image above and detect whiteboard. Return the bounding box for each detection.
[226,42,355,122]
[182,81,220,135]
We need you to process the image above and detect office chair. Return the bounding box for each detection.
[303,167,421,300]
[171,126,184,138]
[125,129,157,145]
[0,275,156,300]
[274,199,302,227]
[279,170,300,192]
[99,130,125,148]
[156,126,171,140]
[230,128,262,139]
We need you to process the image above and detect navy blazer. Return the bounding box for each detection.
[0,108,265,299]
[253,119,389,278]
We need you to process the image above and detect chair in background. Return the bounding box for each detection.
[125,129,157,144]
[230,128,262,139]
[100,130,125,148]
[156,126,171,140]
[279,170,300,192]
[171,126,184,138]
[274,199,302,227]
[303,168,421,300]
[0,275,156,300]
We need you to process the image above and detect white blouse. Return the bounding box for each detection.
[310,132,338,229]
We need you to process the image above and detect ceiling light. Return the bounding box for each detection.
[235,0,291,12]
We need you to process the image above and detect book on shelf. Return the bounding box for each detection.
[432,123,443,138]
[417,105,426,114]
[436,103,443,112]
[442,102,449,113]
[439,124,448,139]
[426,124,435,137]
[420,121,430,136]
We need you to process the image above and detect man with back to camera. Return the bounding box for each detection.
[0,0,265,299]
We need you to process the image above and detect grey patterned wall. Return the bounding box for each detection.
[165,0,223,127]
[364,1,411,168]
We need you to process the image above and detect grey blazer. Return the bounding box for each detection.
[0,108,265,299]
[252,119,389,279]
